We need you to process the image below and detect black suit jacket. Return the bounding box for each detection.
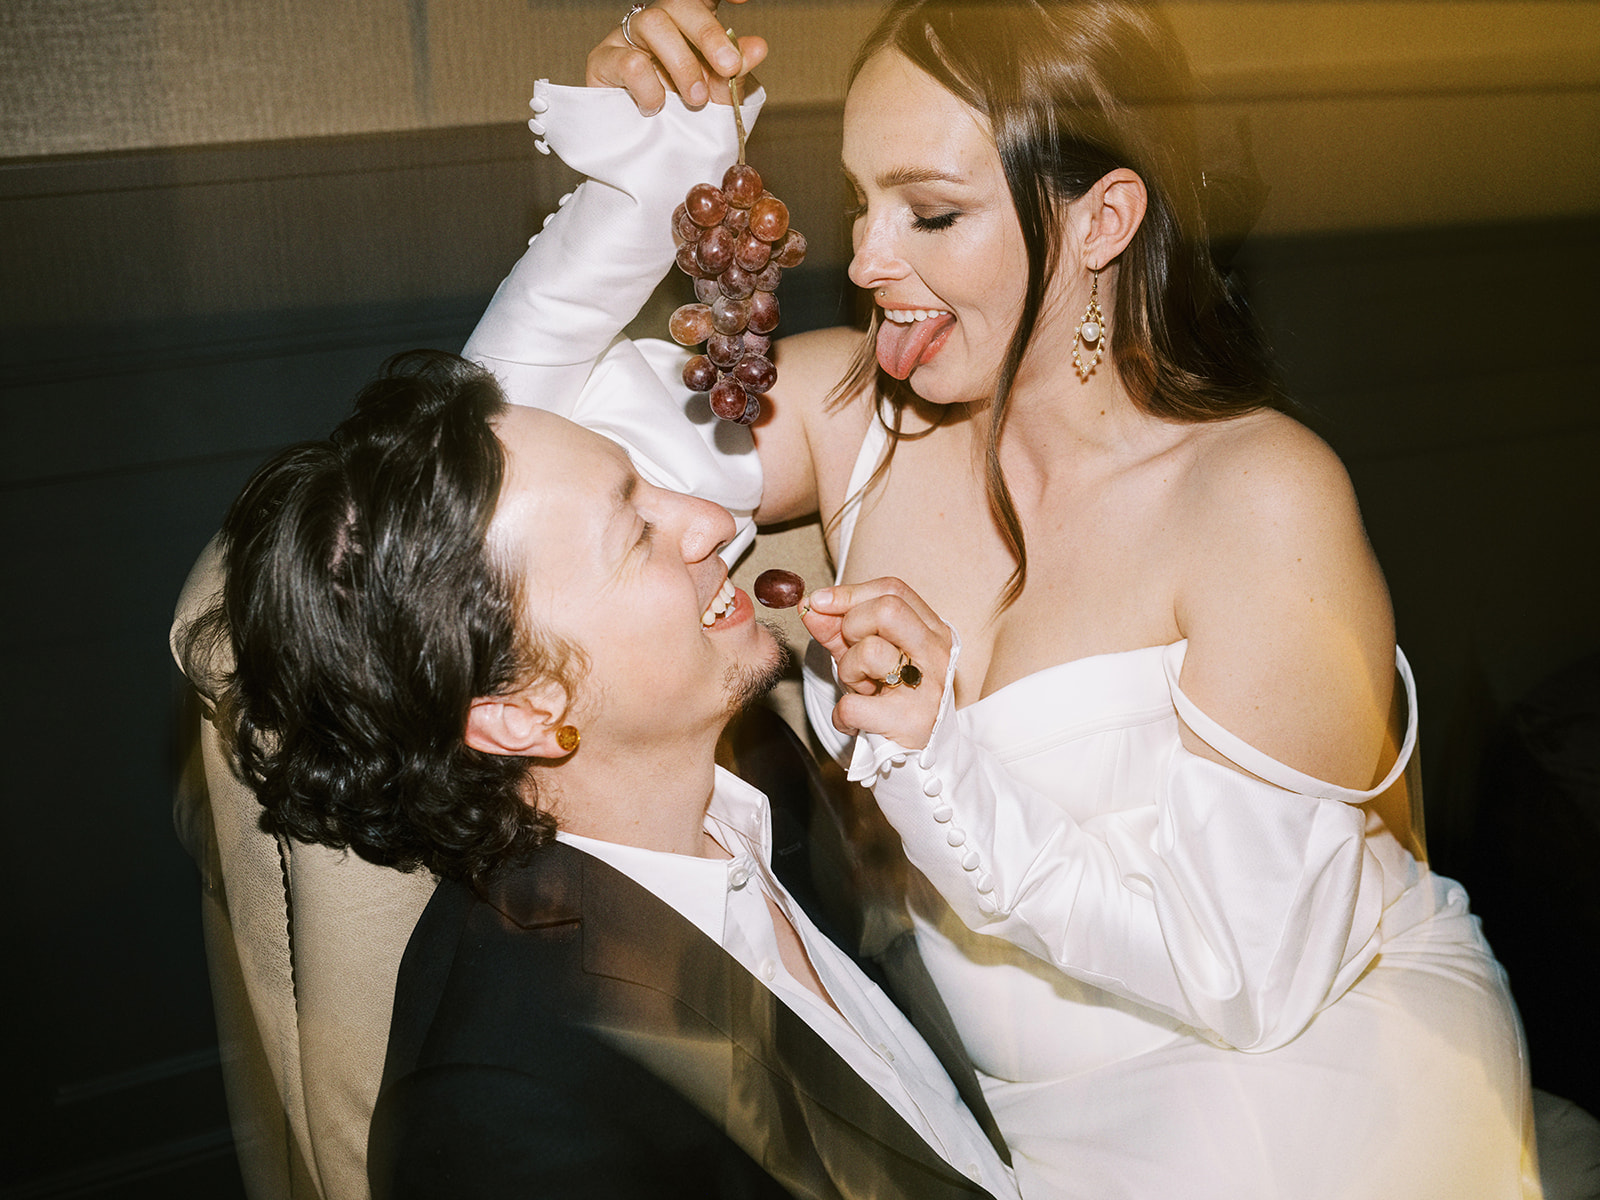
[369,839,1001,1200]
[370,709,1006,1199]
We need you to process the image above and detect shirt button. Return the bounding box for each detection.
[946,826,966,847]
[932,804,953,823]
[961,849,980,871]
[890,753,908,768]
[922,775,943,797]
[727,862,751,890]
[759,959,776,981]
[919,747,937,770]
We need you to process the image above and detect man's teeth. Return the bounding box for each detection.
[701,577,737,627]
[883,308,951,324]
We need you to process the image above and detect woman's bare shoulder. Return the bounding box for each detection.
[1183,409,1364,545]
[1174,408,1397,788]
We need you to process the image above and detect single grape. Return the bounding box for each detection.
[734,230,772,272]
[736,390,762,425]
[746,290,780,335]
[723,206,750,236]
[669,303,716,346]
[694,276,721,305]
[685,182,727,227]
[675,241,704,278]
[722,164,763,208]
[753,261,783,293]
[718,263,756,300]
[682,354,718,392]
[672,204,697,245]
[753,568,805,609]
[732,354,777,394]
[709,376,749,420]
[748,196,790,243]
[696,225,735,275]
[712,294,752,335]
[771,230,807,268]
[707,332,746,369]
[743,332,771,357]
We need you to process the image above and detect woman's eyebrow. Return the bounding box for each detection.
[878,165,968,188]
[841,163,968,190]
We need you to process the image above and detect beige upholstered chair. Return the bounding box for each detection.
[171,522,831,1200]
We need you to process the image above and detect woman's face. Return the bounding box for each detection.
[843,49,1034,404]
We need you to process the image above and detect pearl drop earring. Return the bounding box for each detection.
[1073,269,1105,381]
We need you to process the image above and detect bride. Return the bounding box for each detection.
[476,0,1539,1194]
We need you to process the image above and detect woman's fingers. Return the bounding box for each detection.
[800,578,952,749]
[587,1,767,114]
[803,579,949,671]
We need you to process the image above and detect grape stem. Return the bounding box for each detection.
[726,27,747,164]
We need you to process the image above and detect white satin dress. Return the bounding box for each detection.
[803,418,1540,1199]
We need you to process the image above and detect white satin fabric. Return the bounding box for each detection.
[803,418,1539,1198]
[464,81,764,565]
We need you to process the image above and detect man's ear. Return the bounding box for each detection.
[464,680,571,759]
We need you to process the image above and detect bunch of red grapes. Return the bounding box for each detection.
[670,163,806,424]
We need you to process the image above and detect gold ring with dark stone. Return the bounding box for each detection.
[882,651,922,690]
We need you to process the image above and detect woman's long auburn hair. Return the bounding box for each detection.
[833,0,1288,610]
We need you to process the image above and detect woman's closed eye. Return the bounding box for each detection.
[912,210,961,232]
[635,521,656,552]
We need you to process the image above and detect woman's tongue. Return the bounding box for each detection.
[875,312,955,380]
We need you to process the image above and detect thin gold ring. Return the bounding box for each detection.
[621,3,647,51]
[881,651,923,690]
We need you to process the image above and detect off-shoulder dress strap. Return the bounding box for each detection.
[829,408,892,584]
[1161,640,1419,803]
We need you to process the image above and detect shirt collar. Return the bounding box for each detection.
[554,766,773,945]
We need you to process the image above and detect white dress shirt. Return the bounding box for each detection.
[557,766,1018,1200]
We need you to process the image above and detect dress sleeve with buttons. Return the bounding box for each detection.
[847,632,1422,1054]
[463,81,766,563]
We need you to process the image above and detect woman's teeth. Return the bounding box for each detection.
[701,577,736,626]
[884,308,951,324]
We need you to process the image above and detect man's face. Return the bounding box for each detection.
[487,406,781,750]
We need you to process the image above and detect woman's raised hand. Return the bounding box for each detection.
[802,578,953,750]
[587,0,768,115]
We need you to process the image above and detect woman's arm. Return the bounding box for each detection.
[467,0,850,546]
[809,582,1405,1050]
[1173,416,1399,792]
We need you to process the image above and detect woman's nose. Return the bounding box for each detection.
[847,210,905,292]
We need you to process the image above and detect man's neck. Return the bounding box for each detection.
[531,725,726,857]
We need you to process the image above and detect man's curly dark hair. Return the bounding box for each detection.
[184,350,582,884]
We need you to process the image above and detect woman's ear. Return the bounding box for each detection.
[464,680,571,759]
[1082,168,1147,269]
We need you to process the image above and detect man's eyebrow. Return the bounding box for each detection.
[608,470,638,531]
[612,471,637,512]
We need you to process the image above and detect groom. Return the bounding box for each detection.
[199,350,1014,1199]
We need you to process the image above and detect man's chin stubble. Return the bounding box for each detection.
[723,620,792,715]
